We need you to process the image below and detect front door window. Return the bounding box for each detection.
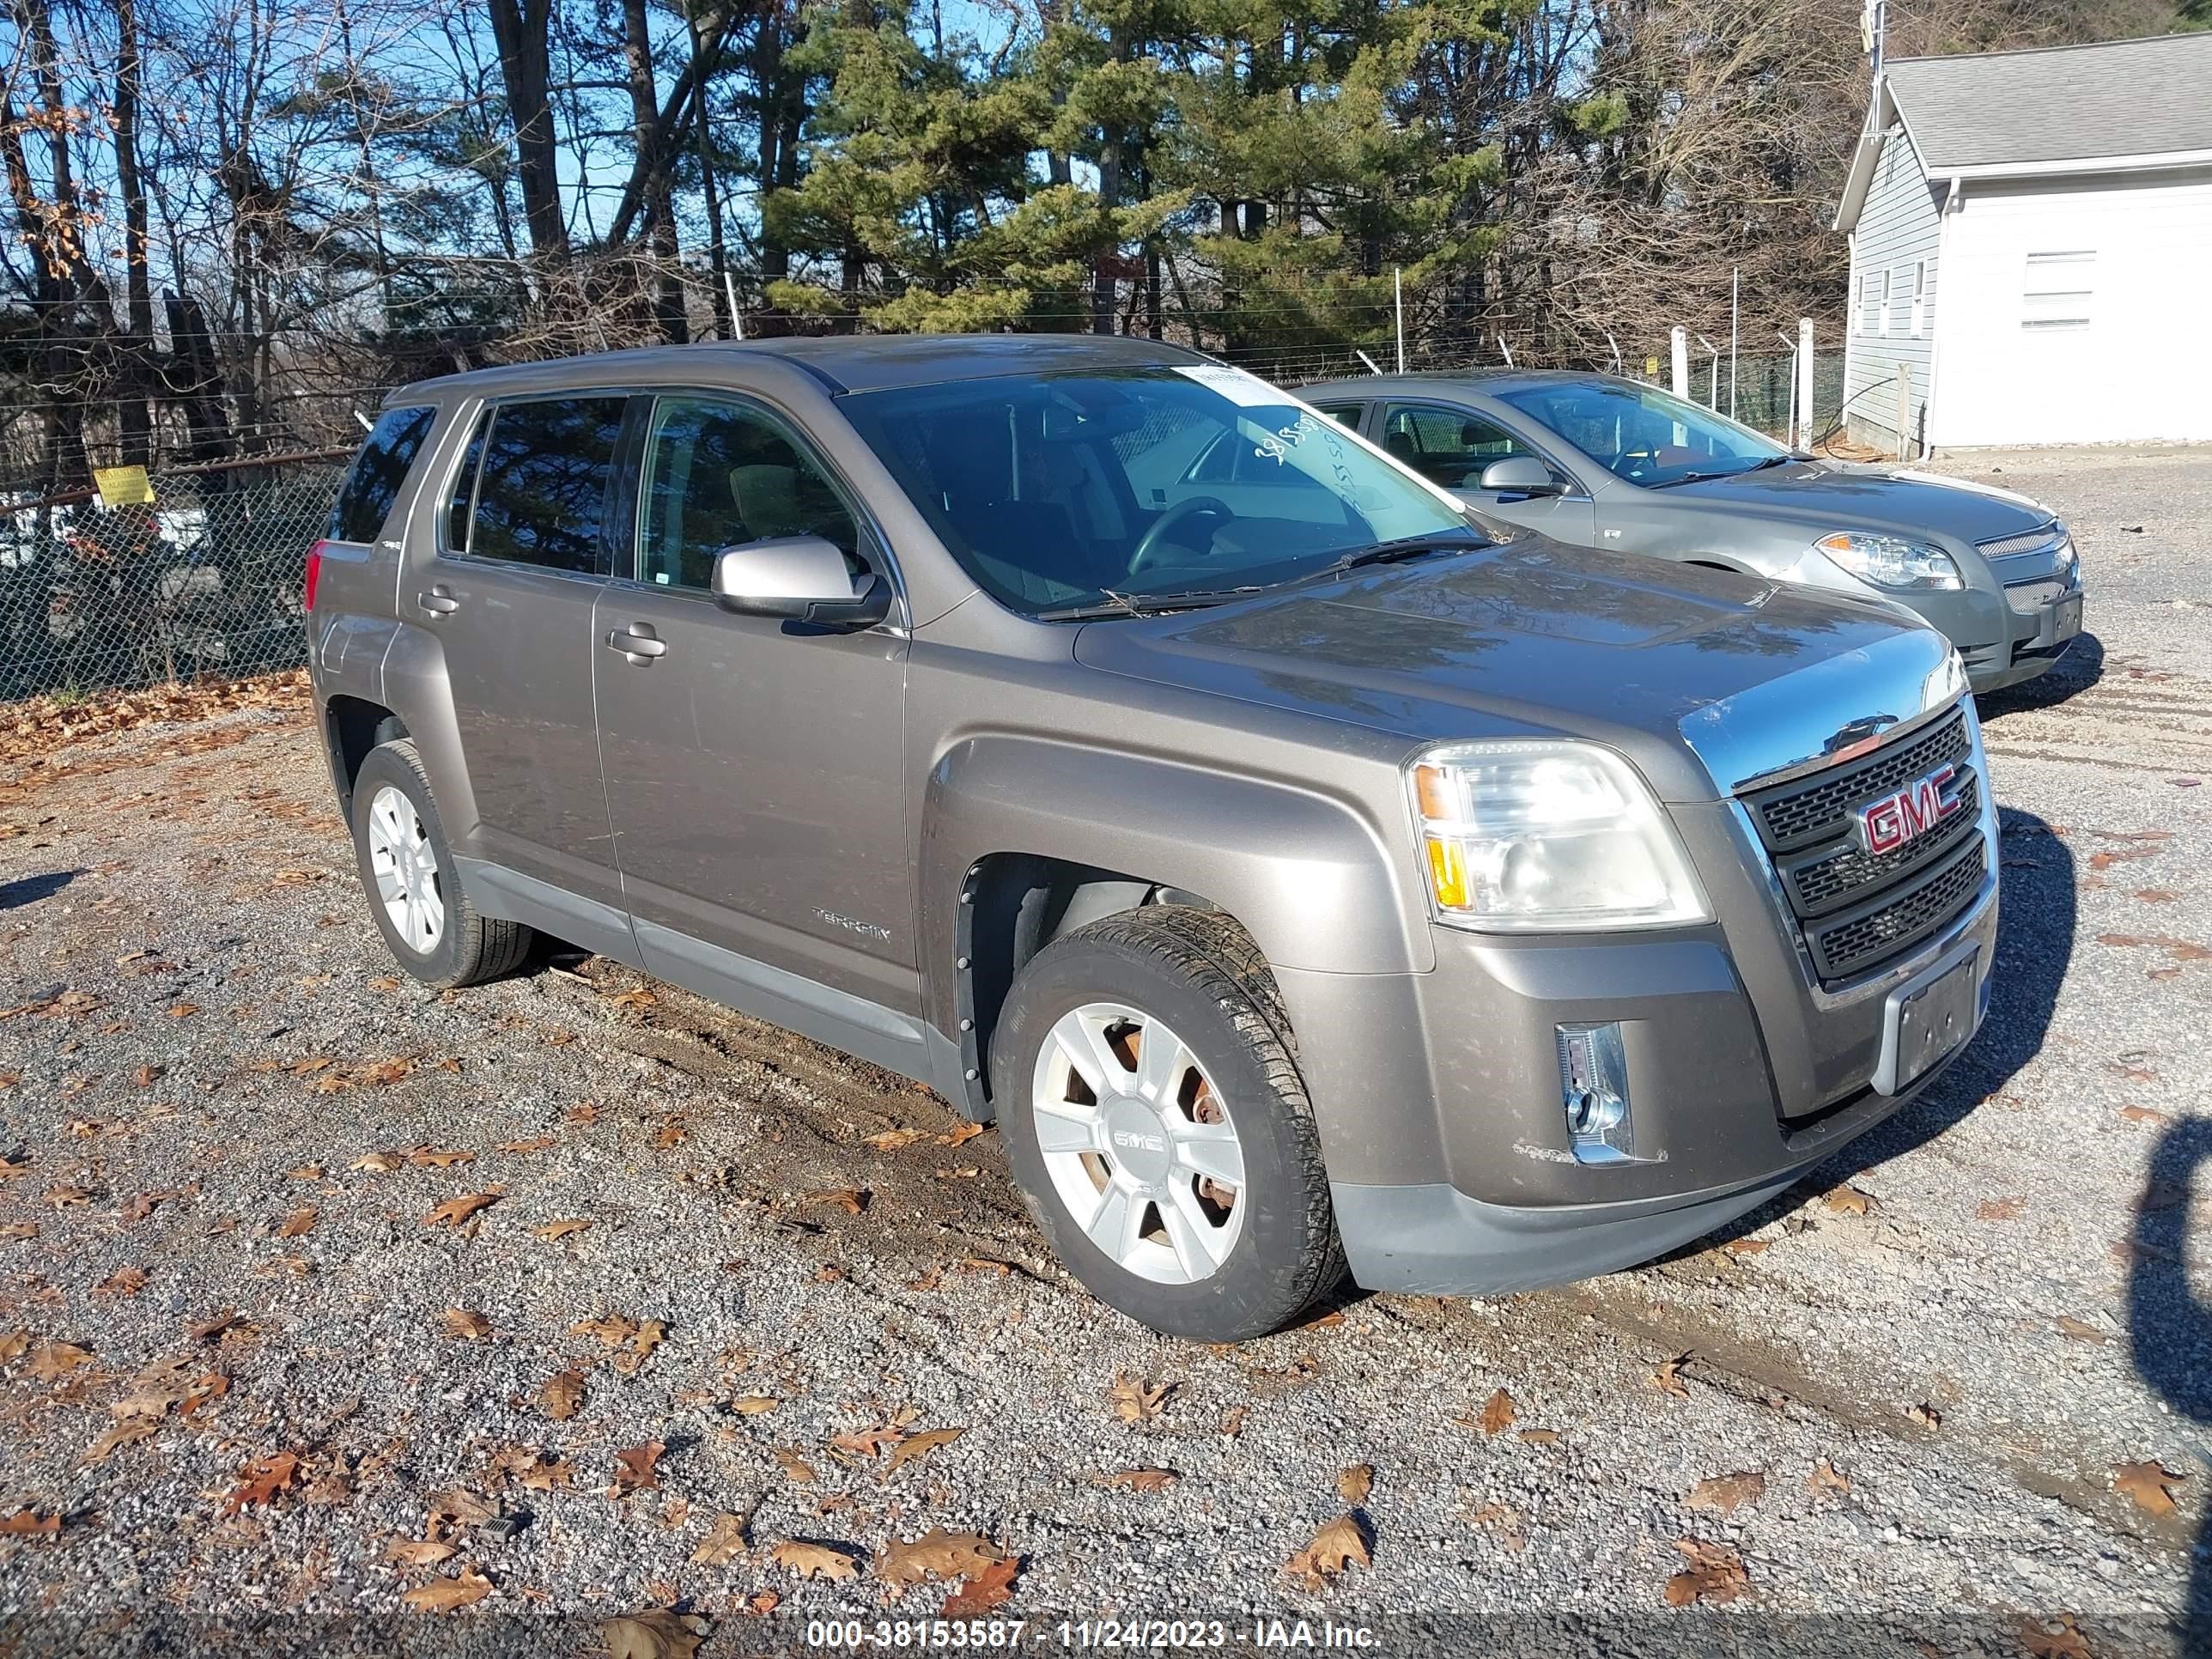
[636,398,863,589]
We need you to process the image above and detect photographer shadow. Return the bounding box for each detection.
[2127,1118,2212,1653]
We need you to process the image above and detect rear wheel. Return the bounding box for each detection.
[994,907,1344,1340]
[349,739,532,988]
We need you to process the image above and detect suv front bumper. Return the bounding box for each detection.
[1277,796,1999,1297]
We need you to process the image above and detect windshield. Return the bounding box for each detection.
[1493,380,1786,488]
[838,365,1475,617]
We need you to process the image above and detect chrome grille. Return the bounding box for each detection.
[1805,839,1986,981]
[1743,705,1990,988]
[1749,710,1972,854]
[1782,770,1981,915]
[1977,521,2064,559]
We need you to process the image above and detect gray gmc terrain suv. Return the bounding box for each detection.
[307,335,1998,1340]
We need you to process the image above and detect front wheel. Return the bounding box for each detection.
[994,907,1345,1340]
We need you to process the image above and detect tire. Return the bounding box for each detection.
[348,739,532,988]
[993,906,1346,1341]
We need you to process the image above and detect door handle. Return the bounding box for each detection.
[605,626,668,661]
[418,586,459,616]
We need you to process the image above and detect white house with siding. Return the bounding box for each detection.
[1833,32,2212,453]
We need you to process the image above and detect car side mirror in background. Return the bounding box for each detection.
[711,536,891,631]
[1475,456,1565,498]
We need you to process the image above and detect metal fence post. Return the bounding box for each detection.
[1797,319,1815,448]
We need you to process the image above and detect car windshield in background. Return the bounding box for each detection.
[1493,380,1787,488]
[838,366,1475,617]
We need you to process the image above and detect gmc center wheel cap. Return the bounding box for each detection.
[1030,1002,1247,1285]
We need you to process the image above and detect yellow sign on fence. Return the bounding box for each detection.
[92,465,155,508]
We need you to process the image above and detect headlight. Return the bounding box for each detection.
[1814,532,1963,592]
[1407,740,1711,932]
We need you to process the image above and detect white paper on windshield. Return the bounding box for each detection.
[1173,363,1296,408]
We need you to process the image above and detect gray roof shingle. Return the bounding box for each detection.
[1887,32,2212,170]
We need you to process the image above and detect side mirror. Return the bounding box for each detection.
[1475,456,1565,498]
[711,536,891,631]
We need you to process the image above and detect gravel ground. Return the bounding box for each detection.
[1,444,2208,1658]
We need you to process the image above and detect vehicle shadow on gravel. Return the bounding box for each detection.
[1689,802,2075,1249]
[2127,1119,2212,1656]
[1976,631,2106,720]
[0,868,77,909]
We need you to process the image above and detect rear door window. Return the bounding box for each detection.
[327,405,436,543]
[460,396,629,574]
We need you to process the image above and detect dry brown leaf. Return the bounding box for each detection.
[166,1002,200,1019]
[1663,1539,1748,1606]
[223,1450,302,1512]
[1478,1388,1515,1436]
[863,1128,925,1151]
[941,1555,1018,1617]
[1650,1352,1692,1398]
[727,1394,780,1416]
[574,1314,642,1348]
[1517,1429,1562,1447]
[939,1123,986,1147]
[769,1539,864,1580]
[540,1370,586,1421]
[1108,1372,1170,1423]
[1976,1196,2026,1221]
[873,1425,957,1473]
[496,1135,556,1153]
[428,1488,497,1527]
[187,1310,240,1341]
[0,1222,37,1242]
[1094,1468,1178,1492]
[1723,1236,1771,1256]
[2016,1614,2094,1659]
[1685,1471,1765,1516]
[442,1309,492,1342]
[349,1150,404,1174]
[1284,1514,1370,1586]
[1808,1458,1851,1496]
[2115,1461,2182,1516]
[773,1448,817,1484]
[276,1206,318,1238]
[611,1441,665,1496]
[2056,1316,2108,1344]
[532,1218,592,1241]
[1822,1185,1871,1216]
[807,1188,867,1214]
[401,1569,493,1613]
[2118,1104,2174,1127]
[604,1610,706,1659]
[94,1267,148,1297]
[1218,1404,1249,1437]
[423,1191,501,1228]
[407,1147,476,1168]
[692,1511,750,1565]
[0,1509,58,1535]
[81,1416,161,1464]
[385,1537,459,1567]
[1905,1402,1942,1429]
[28,1339,96,1381]
[878,1528,1006,1592]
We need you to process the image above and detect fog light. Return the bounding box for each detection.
[1558,1022,1634,1163]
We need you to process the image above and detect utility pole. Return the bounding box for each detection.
[1864,0,1887,78]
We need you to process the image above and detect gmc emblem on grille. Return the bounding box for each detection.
[1853,763,1961,855]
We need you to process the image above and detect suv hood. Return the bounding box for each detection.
[1659,461,2053,543]
[1073,541,1957,801]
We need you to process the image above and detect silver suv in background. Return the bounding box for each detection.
[1301,370,2084,694]
[307,337,1997,1340]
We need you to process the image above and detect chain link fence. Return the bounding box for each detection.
[1,461,343,704]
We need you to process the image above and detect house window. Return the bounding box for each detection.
[1857,272,1878,336]
[1910,261,1927,336]
[2022,250,2094,331]
[1879,268,1893,336]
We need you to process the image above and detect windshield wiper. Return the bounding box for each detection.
[1298,530,1490,583]
[1034,586,1260,623]
[1646,457,1788,489]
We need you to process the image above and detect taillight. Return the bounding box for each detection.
[305,540,327,611]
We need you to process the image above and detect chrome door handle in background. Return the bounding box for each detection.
[605,626,668,661]
[418,586,459,616]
